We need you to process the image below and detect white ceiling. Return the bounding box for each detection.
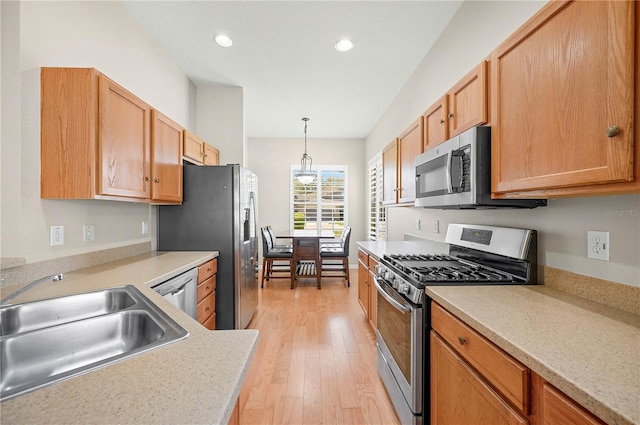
[121,1,463,139]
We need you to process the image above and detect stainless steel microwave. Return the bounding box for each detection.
[414,126,546,209]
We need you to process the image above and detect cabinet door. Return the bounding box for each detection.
[368,266,378,331]
[151,110,183,203]
[382,139,398,205]
[98,75,151,199]
[398,117,424,204]
[204,143,220,165]
[448,61,487,138]
[541,382,605,425]
[423,95,448,149]
[431,332,528,425]
[183,130,204,164]
[357,259,369,317]
[491,0,635,194]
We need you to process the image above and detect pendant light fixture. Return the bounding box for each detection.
[295,117,316,185]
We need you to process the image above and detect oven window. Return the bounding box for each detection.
[377,291,412,385]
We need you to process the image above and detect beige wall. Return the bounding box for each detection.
[366,0,640,287]
[196,85,246,167]
[248,137,366,266]
[1,1,194,264]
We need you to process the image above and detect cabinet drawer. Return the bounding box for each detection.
[197,275,216,302]
[358,249,369,264]
[368,256,378,270]
[197,291,215,323]
[431,302,530,414]
[198,259,217,282]
[202,312,216,331]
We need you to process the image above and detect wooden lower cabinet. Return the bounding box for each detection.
[197,258,217,330]
[431,331,528,425]
[357,249,378,332]
[357,257,369,318]
[532,373,605,425]
[431,302,607,425]
[367,256,378,331]
[228,397,240,425]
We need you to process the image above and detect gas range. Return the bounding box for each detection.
[376,224,538,304]
[374,224,538,425]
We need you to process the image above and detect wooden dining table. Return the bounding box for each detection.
[277,231,335,289]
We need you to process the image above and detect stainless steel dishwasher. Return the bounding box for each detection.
[151,268,198,320]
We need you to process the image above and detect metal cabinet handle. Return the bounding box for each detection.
[154,178,160,183]
[448,113,454,119]
[439,119,445,124]
[145,177,151,182]
[205,306,210,312]
[606,126,620,137]
[207,267,212,272]
[458,336,466,345]
[206,285,211,290]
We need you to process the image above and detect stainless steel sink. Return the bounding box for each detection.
[0,285,188,401]
[1,287,136,336]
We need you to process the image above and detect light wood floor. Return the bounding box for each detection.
[239,270,401,425]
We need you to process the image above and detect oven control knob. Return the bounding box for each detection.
[398,283,410,295]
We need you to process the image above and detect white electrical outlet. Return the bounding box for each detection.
[83,225,95,242]
[587,231,609,261]
[433,220,439,233]
[416,219,421,230]
[50,225,64,246]
[142,221,149,235]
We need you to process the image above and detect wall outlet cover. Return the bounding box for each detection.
[83,225,95,242]
[587,231,609,261]
[50,225,64,246]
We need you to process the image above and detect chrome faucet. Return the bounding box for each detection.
[0,273,64,305]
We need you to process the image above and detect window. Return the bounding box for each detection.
[368,154,386,241]
[290,165,347,237]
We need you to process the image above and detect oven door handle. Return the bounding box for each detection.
[374,278,411,314]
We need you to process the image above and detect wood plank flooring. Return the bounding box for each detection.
[239,270,401,425]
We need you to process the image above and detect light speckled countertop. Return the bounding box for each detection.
[357,241,640,425]
[0,251,259,425]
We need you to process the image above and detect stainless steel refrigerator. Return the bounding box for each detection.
[158,164,258,330]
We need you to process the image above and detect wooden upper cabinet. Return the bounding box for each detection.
[183,130,205,164]
[98,75,151,199]
[203,143,219,165]
[423,62,487,149]
[447,61,487,138]
[491,0,635,195]
[423,95,448,149]
[382,139,398,205]
[398,117,424,204]
[41,67,183,204]
[183,130,220,166]
[151,110,183,203]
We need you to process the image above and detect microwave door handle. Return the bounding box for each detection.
[445,150,453,194]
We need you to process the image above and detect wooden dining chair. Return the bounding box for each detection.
[319,226,351,287]
[261,227,294,288]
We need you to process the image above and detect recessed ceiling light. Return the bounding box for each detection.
[334,39,354,52]
[214,34,233,48]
